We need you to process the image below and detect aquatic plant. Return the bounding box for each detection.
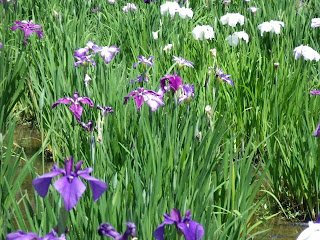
[52,92,94,121]
[98,222,136,239]
[11,20,43,45]
[33,156,108,211]
[154,209,204,240]
[124,88,164,112]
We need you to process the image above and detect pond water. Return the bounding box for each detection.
[253,217,306,240]
[12,125,309,240]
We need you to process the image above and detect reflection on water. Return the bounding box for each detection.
[13,125,52,195]
[11,125,53,228]
[253,216,308,239]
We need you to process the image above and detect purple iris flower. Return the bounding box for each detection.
[310,90,320,137]
[78,120,94,132]
[6,229,65,240]
[133,56,154,68]
[179,84,195,103]
[91,7,100,12]
[73,43,98,67]
[98,222,136,239]
[0,42,2,50]
[130,74,150,84]
[154,208,204,240]
[216,68,234,86]
[11,20,43,45]
[74,53,96,67]
[96,46,120,63]
[97,105,114,116]
[160,74,183,92]
[33,156,108,211]
[144,0,155,3]
[173,56,194,68]
[52,92,94,121]
[124,88,164,112]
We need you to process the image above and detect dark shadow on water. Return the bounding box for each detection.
[10,125,53,228]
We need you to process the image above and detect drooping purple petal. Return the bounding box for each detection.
[121,222,136,239]
[69,103,83,121]
[154,222,166,240]
[168,76,183,91]
[134,95,144,111]
[6,230,41,240]
[77,97,94,107]
[42,230,66,240]
[24,29,34,38]
[313,122,320,137]
[52,97,74,109]
[177,221,205,240]
[6,229,65,240]
[124,90,138,105]
[11,25,20,32]
[143,91,165,111]
[53,176,86,211]
[78,172,108,201]
[35,30,44,39]
[310,90,320,95]
[98,223,121,238]
[221,74,234,86]
[32,170,64,198]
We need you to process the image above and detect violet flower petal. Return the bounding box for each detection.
[32,170,64,198]
[53,176,86,211]
[122,222,136,239]
[314,122,320,137]
[6,231,41,240]
[168,76,183,91]
[177,221,205,240]
[310,90,320,95]
[98,223,121,238]
[124,91,137,105]
[154,222,166,240]
[170,208,182,222]
[77,97,95,107]
[134,95,144,111]
[52,97,73,109]
[143,92,164,111]
[78,173,108,201]
[69,103,83,121]
[42,230,66,240]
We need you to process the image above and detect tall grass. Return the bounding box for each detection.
[2,0,320,239]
